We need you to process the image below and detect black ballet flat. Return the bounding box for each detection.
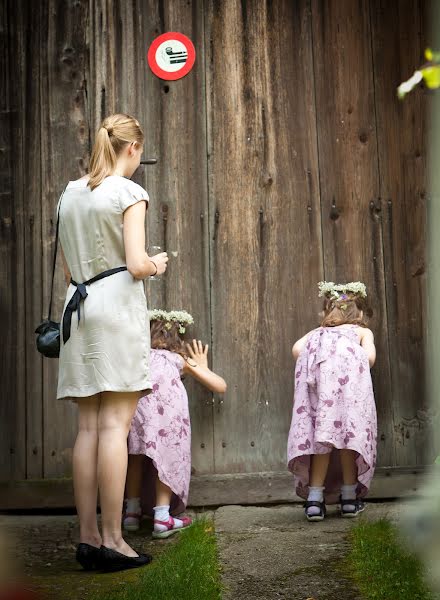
[76,543,101,570]
[97,545,153,572]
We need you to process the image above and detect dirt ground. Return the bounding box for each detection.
[0,510,208,600]
[0,502,403,600]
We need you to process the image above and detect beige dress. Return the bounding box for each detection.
[56,175,152,400]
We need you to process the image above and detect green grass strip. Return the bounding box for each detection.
[345,519,436,600]
[92,518,222,600]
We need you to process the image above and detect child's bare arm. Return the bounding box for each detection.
[360,328,376,367]
[292,334,309,360]
[183,340,227,394]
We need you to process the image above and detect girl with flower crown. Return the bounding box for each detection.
[287,282,377,522]
[124,310,227,537]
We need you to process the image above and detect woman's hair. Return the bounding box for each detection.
[88,114,144,190]
[150,319,188,358]
[320,294,373,328]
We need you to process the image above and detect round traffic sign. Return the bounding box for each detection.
[148,32,196,81]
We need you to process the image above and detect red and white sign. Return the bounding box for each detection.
[148,32,196,81]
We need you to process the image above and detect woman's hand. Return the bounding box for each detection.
[150,252,168,276]
[186,339,209,369]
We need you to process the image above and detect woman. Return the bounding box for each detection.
[57,114,168,572]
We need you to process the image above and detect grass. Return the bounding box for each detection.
[344,519,437,600]
[91,518,222,600]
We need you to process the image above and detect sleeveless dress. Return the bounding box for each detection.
[56,175,152,400]
[128,349,191,516]
[287,325,377,503]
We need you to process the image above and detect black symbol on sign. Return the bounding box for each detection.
[165,46,188,64]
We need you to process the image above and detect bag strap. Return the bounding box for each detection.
[48,185,68,320]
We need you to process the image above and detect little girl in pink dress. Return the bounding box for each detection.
[124,310,227,538]
[287,282,377,522]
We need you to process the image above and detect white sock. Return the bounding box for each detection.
[126,497,141,514]
[154,505,183,532]
[341,484,357,511]
[306,486,325,516]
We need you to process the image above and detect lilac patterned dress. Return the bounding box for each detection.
[287,325,377,504]
[128,349,191,515]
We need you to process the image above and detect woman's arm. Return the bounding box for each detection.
[292,334,309,360]
[182,340,227,394]
[360,328,376,367]
[123,201,168,279]
[60,246,71,286]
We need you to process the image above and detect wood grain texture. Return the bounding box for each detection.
[0,0,26,481]
[0,0,430,492]
[15,3,45,479]
[140,0,214,474]
[87,0,214,473]
[370,0,431,465]
[206,0,323,473]
[40,0,90,478]
[311,0,394,466]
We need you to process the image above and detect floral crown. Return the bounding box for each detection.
[318,281,367,301]
[148,309,194,334]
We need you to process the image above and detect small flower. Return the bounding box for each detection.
[149,308,194,334]
[317,281,367,299]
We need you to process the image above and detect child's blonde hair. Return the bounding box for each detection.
[88,114,144,190]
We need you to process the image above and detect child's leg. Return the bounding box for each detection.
[306,453,331,518]
[340,448,357,486]
[126,454,144,500]
[310,453,331,486]
[123,454,144,531]
[340,448,357,505]
[153,476,192,538]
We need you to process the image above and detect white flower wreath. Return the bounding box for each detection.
[318,281,367,300]
[148,309,194,334]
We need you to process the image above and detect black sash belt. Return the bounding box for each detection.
[62,266,128,344]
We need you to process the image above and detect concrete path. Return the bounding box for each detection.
[214,502,403,600]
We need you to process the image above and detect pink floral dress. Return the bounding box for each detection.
[287,325,377,504]
[128,349,191,515]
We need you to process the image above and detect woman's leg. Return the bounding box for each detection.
[98,391,140,556]
[73,394,101,547]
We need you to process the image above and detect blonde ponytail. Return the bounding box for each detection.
[88,114,145,190]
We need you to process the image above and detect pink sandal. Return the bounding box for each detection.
[152,515,192,539]
[123,511,142,532]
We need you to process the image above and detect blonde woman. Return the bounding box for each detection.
[56,114,168,572]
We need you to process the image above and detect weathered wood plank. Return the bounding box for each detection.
[206,0,323,473]
[311,0,395,467]
[0,467,429,509]
[370,0,430,465]
[19,3,45,478]
[0,0,26,481]
[40,0,90,477]
[87,0,214,473]
[140,0,214,474]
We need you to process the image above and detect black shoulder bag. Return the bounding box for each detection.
[35,186,67,358]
